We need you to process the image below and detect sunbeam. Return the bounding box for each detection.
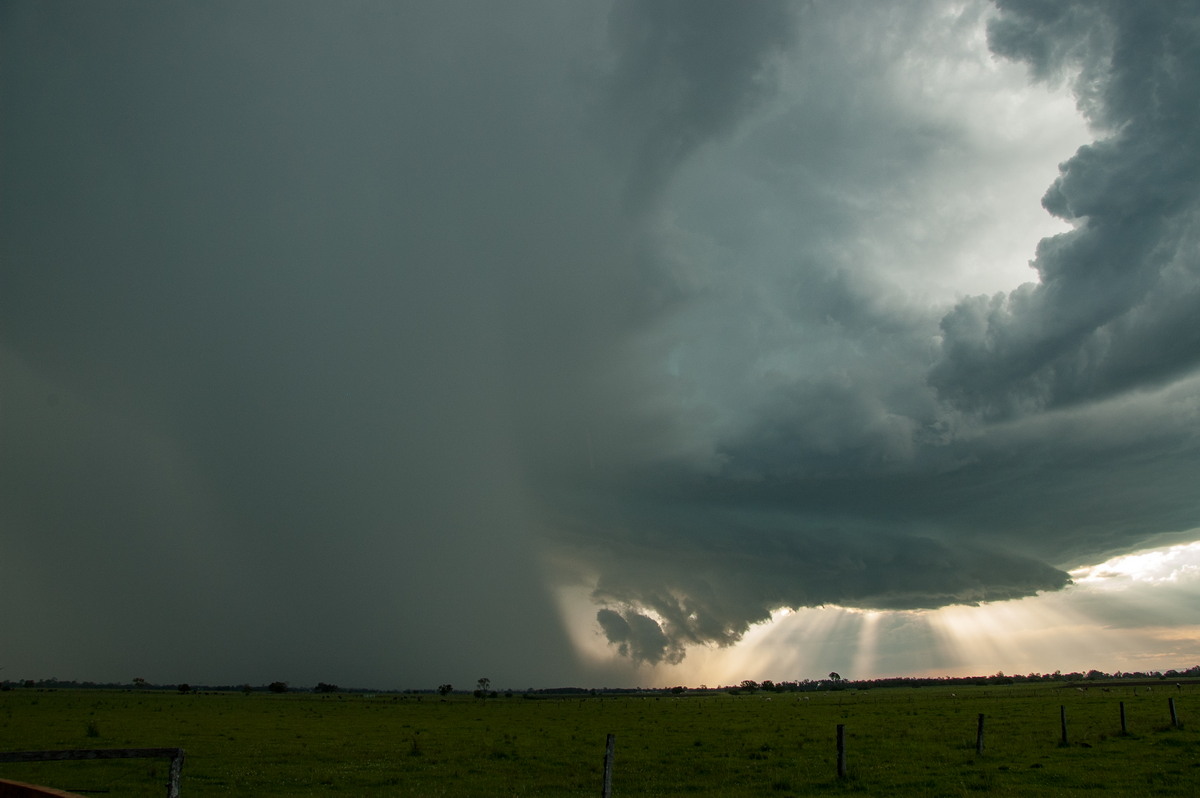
[605,539,1200,685]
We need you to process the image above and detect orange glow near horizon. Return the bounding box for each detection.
[560,539,1200,686]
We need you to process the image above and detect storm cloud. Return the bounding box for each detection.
[571,0,1200,662]
[3,0,1198,683]
[602,0,796,207]
[933,0,1200,414]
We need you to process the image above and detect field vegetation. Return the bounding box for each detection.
[1,681,1196,796]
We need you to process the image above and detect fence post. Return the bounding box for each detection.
[836,724,847,780]
[1059,705,1069,747]
[601,733,615,798]
[1120,701,1128,735]
[1169,697,1180,728]
[976,713,985,755]
[168,749,185,798]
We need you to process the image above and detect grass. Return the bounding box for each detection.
[0,684,1195,796]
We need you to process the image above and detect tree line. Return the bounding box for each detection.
[4,665,1198,696]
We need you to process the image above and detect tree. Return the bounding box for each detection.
[132,677,147,689]
[474,677,491,698]
[740,679,759,693]
[314,682,338,693]
[268,681,289,694]
[177,683,191,694]
[437,683,453,696]
[829,672,842,682]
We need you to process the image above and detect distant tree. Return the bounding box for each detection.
[437,683,453,696]
[132,677,147,689]
[670,685,686,695]
[760,680,776,692]
[740,679,759,693]
[829,672,842,682]
[177,683,191,694]
[314,682,338,693]
[268,681,289,694]
[241,684,253,695]
[474,677,491,698]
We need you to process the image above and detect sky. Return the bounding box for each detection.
[3,0,1199,691]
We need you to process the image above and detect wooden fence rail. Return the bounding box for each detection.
[0,749,184,798]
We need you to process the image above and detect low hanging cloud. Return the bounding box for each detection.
[584,517,1072,665]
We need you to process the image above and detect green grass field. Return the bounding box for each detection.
[1,684,1195,796]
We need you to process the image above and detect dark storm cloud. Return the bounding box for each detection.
[595,607,677,665]
[0,0,646,687]
[575,0,1200,663]
[601,0,796,207]
[4,0,1198,679]
[581,510,1070,664]
[933,0,1200,415]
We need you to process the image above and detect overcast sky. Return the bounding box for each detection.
[3,0,1199,690]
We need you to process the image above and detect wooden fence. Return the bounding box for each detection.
[0,696,1184,795]
[0,749,184,798]
[599,696,1183,790]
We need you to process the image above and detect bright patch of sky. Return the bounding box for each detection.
[621,539,1200,685]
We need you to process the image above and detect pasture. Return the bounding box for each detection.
[1,683,1195,796]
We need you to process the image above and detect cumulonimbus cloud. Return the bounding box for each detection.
[932,0,1200,416]
[572,0,1200,664]
[4,0,1198,682]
